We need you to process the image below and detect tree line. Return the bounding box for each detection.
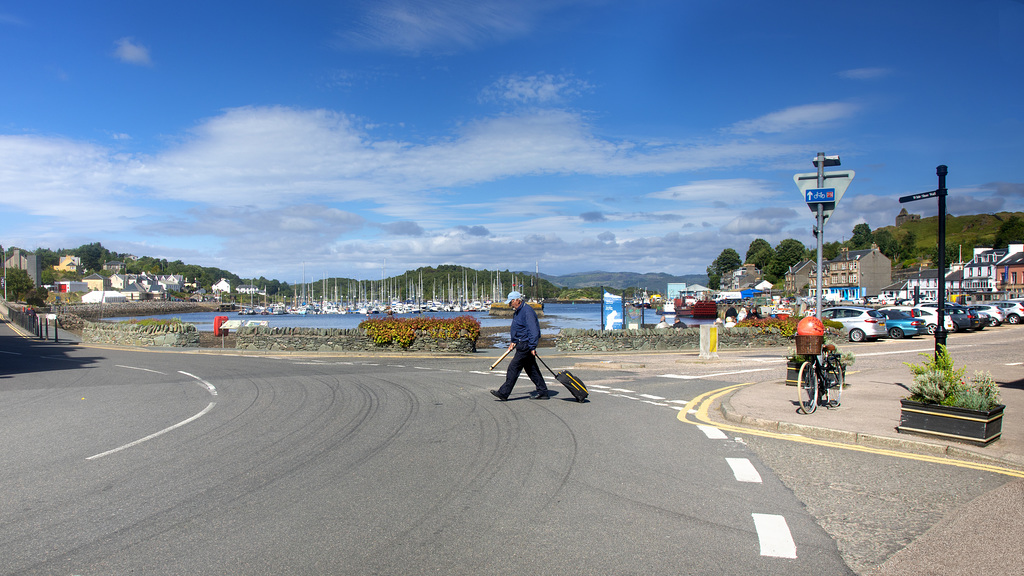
[705,214,1024,291]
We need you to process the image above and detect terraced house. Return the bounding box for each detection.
[808,245,892,302]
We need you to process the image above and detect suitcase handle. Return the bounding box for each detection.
[534,353,558,378]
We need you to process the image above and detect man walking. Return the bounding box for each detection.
[491,291,549,400]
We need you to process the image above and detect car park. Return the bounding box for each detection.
[877,309,925,339]
[821,306,887,342]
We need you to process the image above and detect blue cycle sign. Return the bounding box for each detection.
[805,188,835,203]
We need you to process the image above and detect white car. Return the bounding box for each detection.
[969,304,1005,327]
[990,301,1024,324]
[879,306,955,335]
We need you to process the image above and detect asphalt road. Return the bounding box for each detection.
[1,326,853,575]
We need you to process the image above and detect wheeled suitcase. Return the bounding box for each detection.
[536,355,588,403]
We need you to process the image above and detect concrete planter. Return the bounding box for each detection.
[897,399,1004,445]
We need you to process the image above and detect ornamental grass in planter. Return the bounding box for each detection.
[898,344,1004,445]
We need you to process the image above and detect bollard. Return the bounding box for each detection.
[699,324,719,359]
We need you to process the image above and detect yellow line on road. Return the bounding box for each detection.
[677,383,1024,479]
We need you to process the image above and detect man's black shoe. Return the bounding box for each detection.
[532,392,550,400]
[490,390,508,401]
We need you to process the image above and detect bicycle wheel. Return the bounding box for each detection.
[797,361,818,414]
[825,360,843,407]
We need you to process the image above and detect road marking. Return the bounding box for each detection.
[697,425,728,439]
[87,402,216,460]
[659,368,772,380]
[680,383,1024,478]
[1008,362,1023,366]
[726,458,762,483]
[639,393,665,400]
[589,384,610,389]
[116,365,166,375]
[752,513,797,558]
[0,350,21,355]
[179,371,218,396]
[610,387,636,393]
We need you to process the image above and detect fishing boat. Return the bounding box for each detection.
[689,300,720,319]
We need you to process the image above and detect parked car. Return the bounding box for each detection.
[968,304,1004,327]
[879,306,955,335]
[918,303,979,331]
[991,301,1024,324]
[821,306,887,342]
[877,309,925,339]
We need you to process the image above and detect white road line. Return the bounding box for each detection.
[589,384,610,389]
[610,387,636,393]
[726,458,763,483]
[0,350,21,355]
[659,368,772,380]
[639,393,665,400]
[115,365,166,375]
[697,425,728,440]
[751,513,797,558]
[667,399,690,405]
[86,402,216,461]
[178,371,218,396]
[1008,362,1023,366]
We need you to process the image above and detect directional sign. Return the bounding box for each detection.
[899,190,939,203]
[793,170,855,225]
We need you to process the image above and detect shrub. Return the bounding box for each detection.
[359,315,481,348]
[905,345,1001,410]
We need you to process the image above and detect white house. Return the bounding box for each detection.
[212,278,232,293]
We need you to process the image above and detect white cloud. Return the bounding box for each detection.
[838,67,893,80]
[481,73,591,105]
[340,0,542,53]
[113,37,153,66]
[729,102,860,135]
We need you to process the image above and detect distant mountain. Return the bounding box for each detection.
[535,271,708,292]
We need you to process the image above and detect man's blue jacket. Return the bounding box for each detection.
[509,302,540,349]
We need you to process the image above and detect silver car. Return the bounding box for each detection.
[821,306,887,342]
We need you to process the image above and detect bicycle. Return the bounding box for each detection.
[797,343,844,414]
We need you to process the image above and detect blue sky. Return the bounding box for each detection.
[2,0,1022,283]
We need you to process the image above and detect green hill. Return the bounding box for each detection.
[875,211,1024,263]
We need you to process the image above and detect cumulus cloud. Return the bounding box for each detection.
[729,102,859,135]
[113,37,153,66]
[454,225,491,236]
[580,211,606,222]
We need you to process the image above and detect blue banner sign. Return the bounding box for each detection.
[603,291,623,330]
[805,188,836,202]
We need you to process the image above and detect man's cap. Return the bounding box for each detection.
[505,291,523,304]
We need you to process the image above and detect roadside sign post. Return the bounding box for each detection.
[899,165,949,356]
[794,153,854,319]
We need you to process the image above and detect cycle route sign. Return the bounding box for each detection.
[793,170,855,226]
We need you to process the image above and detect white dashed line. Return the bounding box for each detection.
[726,458,762,483]
[116,365,166,375]
[639,393,665,400]
[610,388,636,393]
[178,371,218,396]
[697,425,728,440]
[751,513,797,558]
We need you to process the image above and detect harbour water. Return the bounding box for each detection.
[102,302,714,334]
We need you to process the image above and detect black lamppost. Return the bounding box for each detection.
[900,165,948,356]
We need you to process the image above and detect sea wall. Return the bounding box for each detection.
[83,320,201,347]
[555,326,792,352]
[233,326,477,353]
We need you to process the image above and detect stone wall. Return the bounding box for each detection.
[234,326,477,353]
[83,321,201,347]
[555,326,793,352]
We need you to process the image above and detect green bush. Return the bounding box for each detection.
[905,345,1001,409]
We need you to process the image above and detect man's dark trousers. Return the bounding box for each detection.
[497,343,548,397]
